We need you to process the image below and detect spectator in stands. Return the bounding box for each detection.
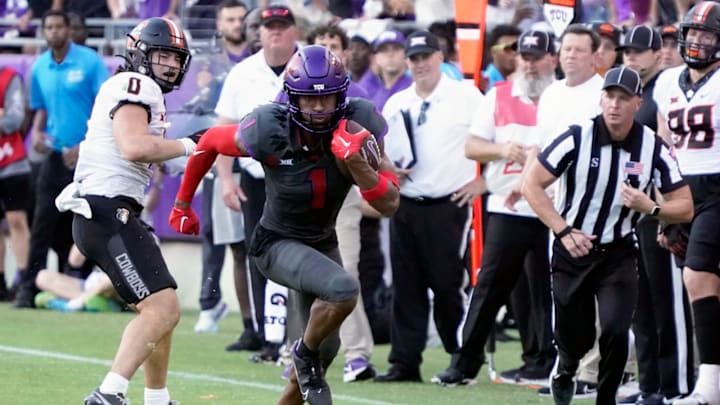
[658,25,684,69]
[376,30,483,383]
[429,20,463,80]
[239,7,263,59]
[54,0,111,38]
[288,0,336,38]
[0,65,31,303]
[186,0,226,39]
[213,3,299,362]
[346,33,372,83]
[14,9,109,308]
[107,0,179,19]
[483,24,521,92]
[590,22,622,77]
[357,29,413,112]
[67,12,87,45]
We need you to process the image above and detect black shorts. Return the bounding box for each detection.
[72,195,177,305]
[0,173,31,212]
[683,175,720,275]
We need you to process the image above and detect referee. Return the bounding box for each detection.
[522,67,693,405]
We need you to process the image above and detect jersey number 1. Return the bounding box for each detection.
[308,168,327,209]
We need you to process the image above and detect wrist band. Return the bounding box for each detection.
[177,138,196,156]
[554,225,573,239]
[379,170,399,189]
[360,177,389,202]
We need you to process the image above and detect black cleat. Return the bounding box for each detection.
[430,367,476,387]
[291,340,332,405]
[550,374,576,405]
[225,329,263,352]
[84,389,129,405]
[248,342,281,364]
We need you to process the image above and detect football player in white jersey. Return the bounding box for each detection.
[654,2,720,404]
[56,18,196,405]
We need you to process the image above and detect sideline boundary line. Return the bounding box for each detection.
[0,345,407,405]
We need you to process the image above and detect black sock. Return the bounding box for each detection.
[692,296,720,364]
[242,317,254,331]
[296,339,318,357]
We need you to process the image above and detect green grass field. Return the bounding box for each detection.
[0,303,561,404]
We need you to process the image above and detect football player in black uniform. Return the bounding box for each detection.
[170,45,399,405]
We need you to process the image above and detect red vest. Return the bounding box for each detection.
[0,66,27,168]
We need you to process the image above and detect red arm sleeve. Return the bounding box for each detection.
[175,124,243,203]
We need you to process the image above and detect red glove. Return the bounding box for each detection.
[331,119,371,160]
[169,206,199,235]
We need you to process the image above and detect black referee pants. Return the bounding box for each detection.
[24,152,76,284]
[241,170,268,339]
[452,213,554,377]
[633,216,694,397]
[551,239,638,405]
[199,177,228,311]
[388,196,469,369]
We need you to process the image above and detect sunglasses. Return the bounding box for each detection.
[261,7,290,19]
[492,42,516,54]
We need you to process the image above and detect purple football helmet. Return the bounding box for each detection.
[283,45,349,133]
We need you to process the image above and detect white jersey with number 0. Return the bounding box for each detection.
[654,65,720,175]
[74,72,168,204]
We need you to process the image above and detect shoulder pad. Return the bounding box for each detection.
[106,72,163,107]
[238,103,293,166]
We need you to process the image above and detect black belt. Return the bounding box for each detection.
[401,194,452,205]
[590,234,635,253]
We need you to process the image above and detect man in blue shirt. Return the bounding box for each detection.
[14,9,108,308]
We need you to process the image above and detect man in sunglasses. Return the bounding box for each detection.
[483,24,521,92]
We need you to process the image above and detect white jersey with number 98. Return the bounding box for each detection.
[74,71,167,204]
[654,65,720,176]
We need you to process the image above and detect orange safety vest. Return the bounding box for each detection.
[0,66,27,168]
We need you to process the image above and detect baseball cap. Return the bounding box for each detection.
[616,25,662,51]
[602,67,642,96]
[404,30,441,57]
[512,30,556,57]
[659,25,679,40]
[372,29,405,52]
[590,22,622,45]
[260,5,295,26]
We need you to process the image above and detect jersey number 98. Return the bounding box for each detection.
[667,105,715,150]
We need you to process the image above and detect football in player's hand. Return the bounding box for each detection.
[345,120,381,171]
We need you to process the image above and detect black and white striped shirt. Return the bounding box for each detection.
[538,116,685,244]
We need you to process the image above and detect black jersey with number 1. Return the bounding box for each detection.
[238,98,387,246]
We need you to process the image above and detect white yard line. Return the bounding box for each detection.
[0,345,407,405]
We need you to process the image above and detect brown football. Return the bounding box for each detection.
[346,120,381,170]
